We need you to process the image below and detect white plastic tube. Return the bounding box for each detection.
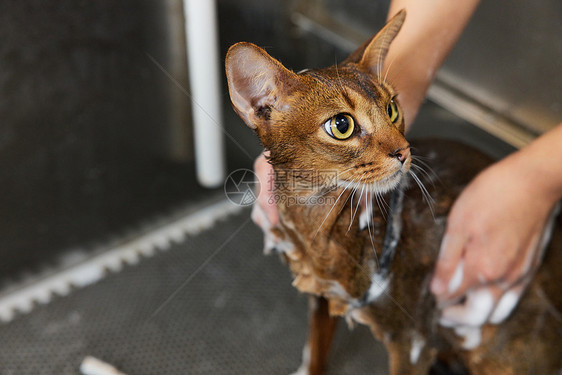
[183,0,226,187]
[80,356,128,375]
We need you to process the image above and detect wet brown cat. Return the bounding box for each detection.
[225,10,562,375]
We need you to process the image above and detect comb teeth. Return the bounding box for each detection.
[0,199,243,323]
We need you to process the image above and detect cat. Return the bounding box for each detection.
[225,9,562,375]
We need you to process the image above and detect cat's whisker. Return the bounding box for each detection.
[409,169,434,203]
[313,187,336,199]
[377,40,387,82]
[374,190,388,220]
[315,188,331,198]
[409,170,436,220]
[348,185,363,233]
[377,50,383,82]
[383,55,397,85]
[334,61,354,110]
[408,151,432,161]
[306,167,357,200]
[411,154,438,176]
[348,173,368,233]
[336,167,355,179]
[357,183,367,220]
[385,50,425,88]
[365,190,380,269]
[339,178,362,232]
[348,186,355,229]
[380,190,390,210]
[410,157,440,189]
[410,157,434,171]
[313,178,355,240]
[411,163,437,187]
[377,29,395,81]
[409,150,440,189]
[347,185,360,232]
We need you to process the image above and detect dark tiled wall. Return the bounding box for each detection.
[0,0,204,280]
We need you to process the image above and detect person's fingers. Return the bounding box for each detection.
[437,223,549,326]
[253,152,279,227]
[439,284,504,327]
[431,231,468,299]
[251,201,268,229]
[505,224,548,283]
[442,236,507,304]
[483,231,545,324]
[488,280,526,324]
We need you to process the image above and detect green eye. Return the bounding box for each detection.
[323,114,355,140]
[387,99,399,123]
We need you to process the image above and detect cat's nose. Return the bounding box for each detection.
[389,146,410,164]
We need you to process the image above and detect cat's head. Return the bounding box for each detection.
[226,10,409,194]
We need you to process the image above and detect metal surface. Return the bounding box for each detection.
[0,209,387,375]
[442,0,562,134]
[290,0,562,147]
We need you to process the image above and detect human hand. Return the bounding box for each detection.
[251,151,284,254]
[430,156,558,327]
[251,152,278,227]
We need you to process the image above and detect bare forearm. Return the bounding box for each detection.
[385,0,480,130]
[506,123,562,206]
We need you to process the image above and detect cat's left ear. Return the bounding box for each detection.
[225,42,299,130]
[344,9,406,77]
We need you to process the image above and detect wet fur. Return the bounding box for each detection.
[226,10,562,375]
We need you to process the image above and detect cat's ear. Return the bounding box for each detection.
[225,42,298,129]
[344,9,406,77]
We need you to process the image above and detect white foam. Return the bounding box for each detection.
[359,195,372,231]
[448,260,464,294]
[291,343,311,375]
[409,333,425,364]
[442,288,494,327]
[489,290,521,324]
[366,273,390,302]
[454,325,482,350]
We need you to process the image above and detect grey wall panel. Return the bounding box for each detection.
[0,0,198,280]
[440,0,561,134]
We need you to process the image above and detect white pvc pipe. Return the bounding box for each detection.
[80,356,128,375]
[183,0,226,188]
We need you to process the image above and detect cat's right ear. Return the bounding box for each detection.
[225,42,297,129]
[343,9,406,77]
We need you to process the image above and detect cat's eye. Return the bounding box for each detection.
[387,99,399,123]
[323,114,355,140]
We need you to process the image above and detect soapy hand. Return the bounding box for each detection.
[431,155,557,326]
[251,152,278,229]
[251,151,287,255]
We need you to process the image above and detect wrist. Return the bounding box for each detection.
[505,145,562,207]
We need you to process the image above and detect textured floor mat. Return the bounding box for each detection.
[0,208,387,375]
